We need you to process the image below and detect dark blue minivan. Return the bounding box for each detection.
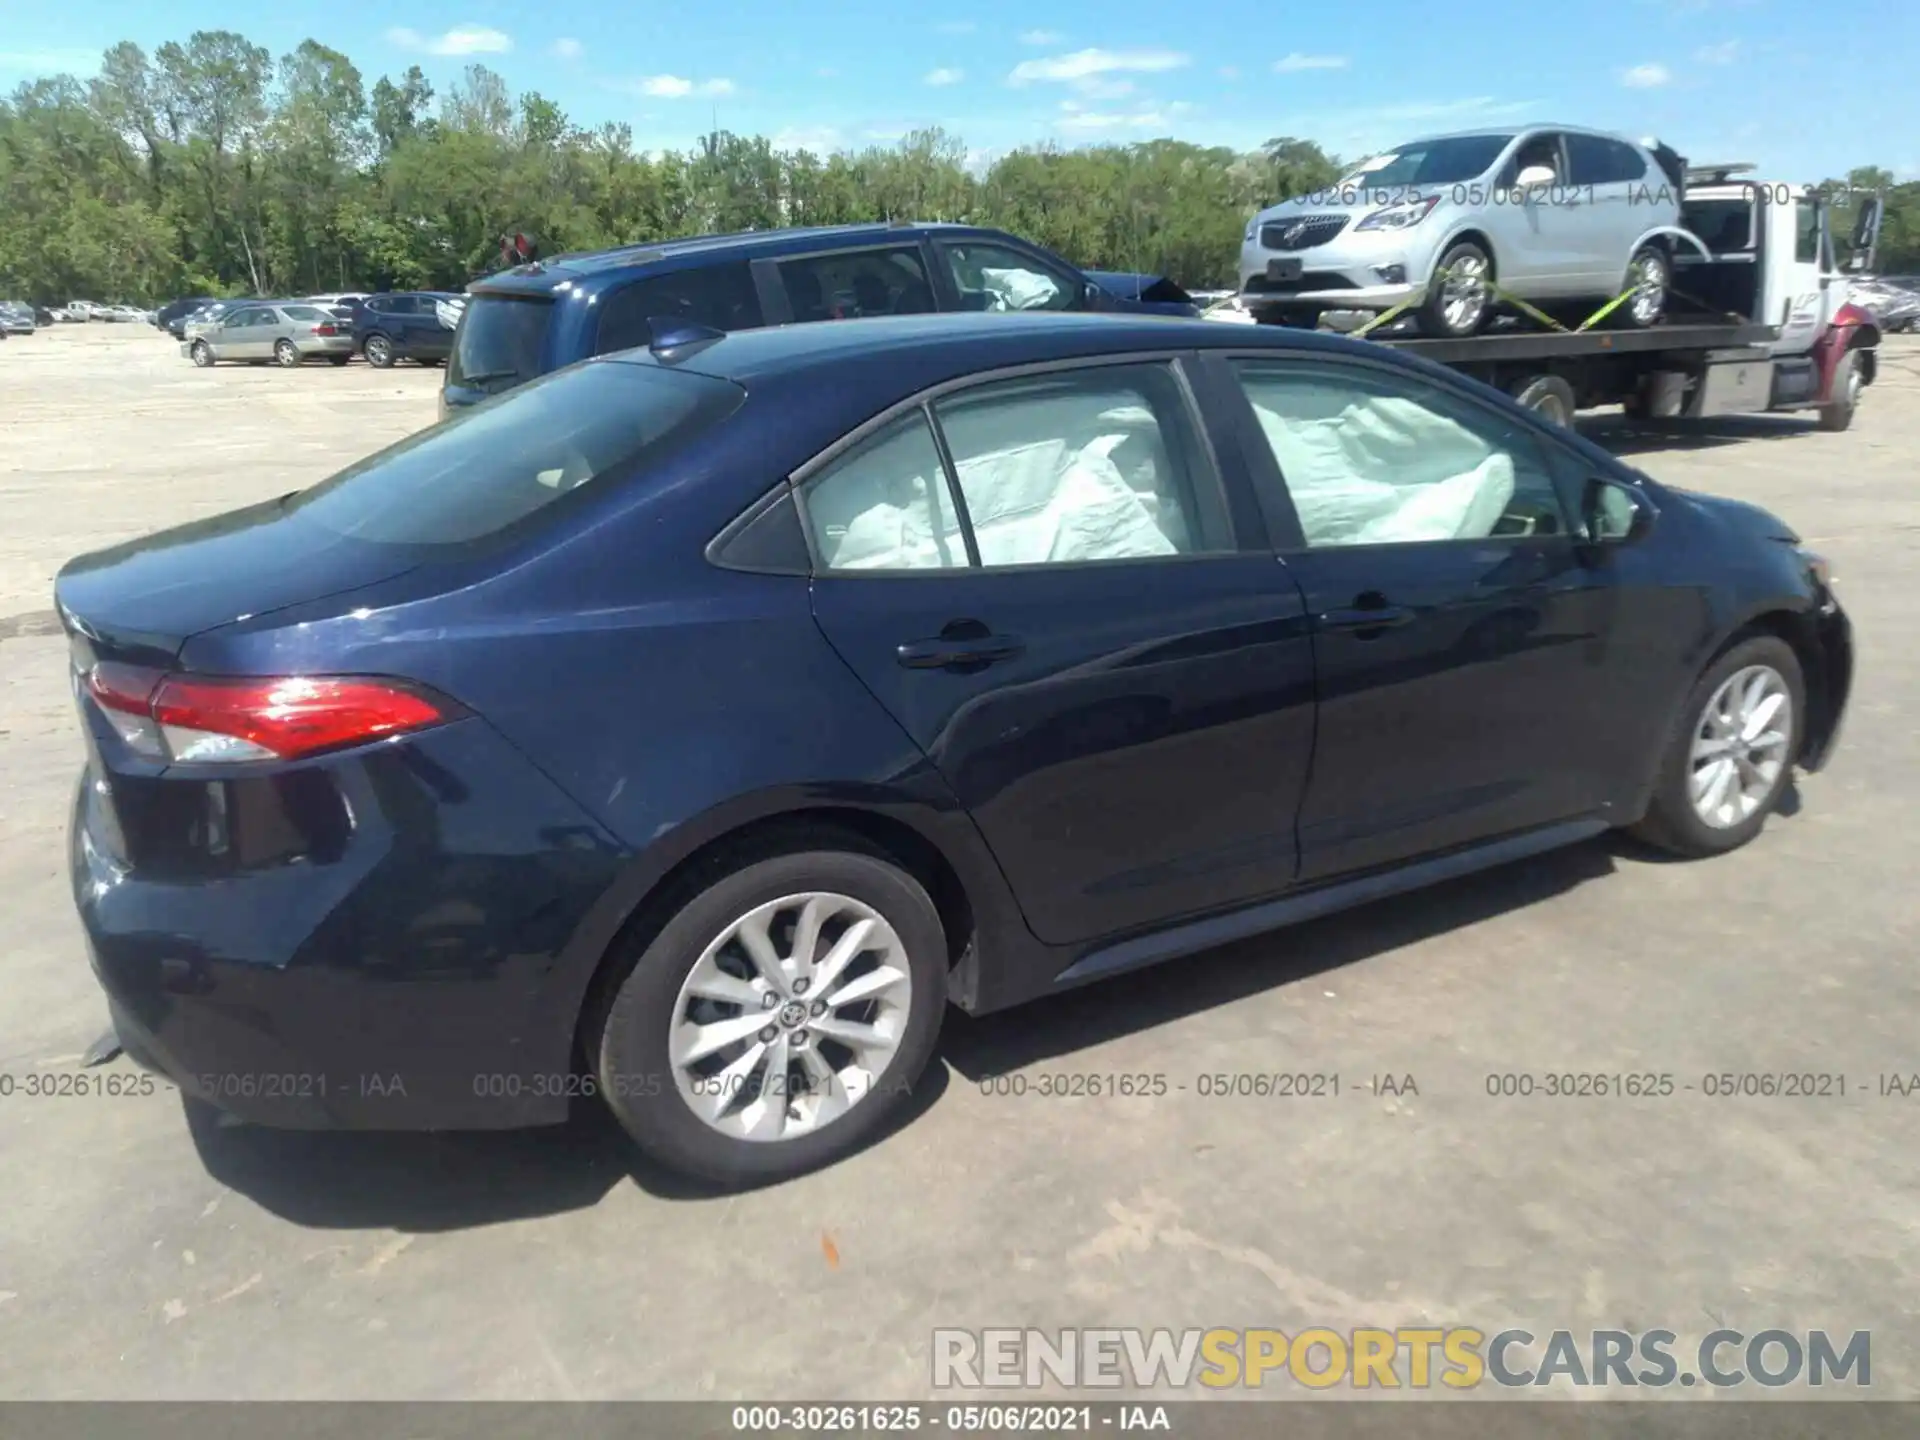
[442,222,1196,415]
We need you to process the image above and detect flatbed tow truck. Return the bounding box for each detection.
[1222,164,1886,431]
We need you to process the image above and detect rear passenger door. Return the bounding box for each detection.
[1564,133,1644,282]
[413,296,456,359]
[802,355,1317,946]
[771,245,938,324]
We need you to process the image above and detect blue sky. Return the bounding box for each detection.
[3,0,1915,180]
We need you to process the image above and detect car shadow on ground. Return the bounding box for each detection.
[1578,414,1817,456]
[189,833,1645,1227]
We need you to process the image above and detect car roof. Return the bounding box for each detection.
[605,310,1387,388]
[471,222,998,295]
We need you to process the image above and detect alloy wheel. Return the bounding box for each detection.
[1439,254,1489,333]
[669,892,913,1143]
[1689,664,1792,828]
[1628,252,1668,325]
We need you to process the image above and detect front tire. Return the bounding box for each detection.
[1818,350,1860,431]
[364,333,395,368]
[1419,240,1494,337]
[1620,244,1670,329]
[189,340,214,368]
[594,842,948,1186]
[1630,635,1804,857]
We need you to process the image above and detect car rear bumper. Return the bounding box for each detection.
[70,717,628,1130]
[297,336,355,356]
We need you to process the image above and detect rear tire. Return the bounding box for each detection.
[274,339,300,368]
[1619,244,1670,329]
[594,842,948,1186]
[1511,374,1576,426]
[328,354,350,366]
[1629,635,1804,857]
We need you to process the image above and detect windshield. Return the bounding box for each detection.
[448,294,553,395]
[281,305,327,322]
[285,359,742,546]
[1335,134,1514,189]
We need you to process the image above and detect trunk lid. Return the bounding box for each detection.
[55,496,418,665]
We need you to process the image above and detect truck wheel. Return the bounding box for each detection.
[1511,375,1576,426]
[1818,350,1860,432]
[1419,241,1493,337]
[1620,244,1670,329]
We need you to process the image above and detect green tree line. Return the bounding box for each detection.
[2,30,1915,305]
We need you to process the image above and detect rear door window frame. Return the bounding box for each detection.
[786,350,1267,577]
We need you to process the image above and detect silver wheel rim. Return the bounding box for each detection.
[368,338,389,364]
[670,892,914,1143]
[276,342,296,366]
[1628,253,1666,324]
[1846,363,1863,405]
[1689,664,1792,829]
[1439,253,1488,332]
[192,343,210,365]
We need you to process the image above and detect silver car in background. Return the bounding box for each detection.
[183,302,355,368]
[1239,125,1699,337]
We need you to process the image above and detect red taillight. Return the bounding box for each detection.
[314,323,338,336]
[85,665,452,763]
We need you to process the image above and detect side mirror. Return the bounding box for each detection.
[1514,164,1557,193]
[1581,476,1655,546]
[1848,195,1883,272]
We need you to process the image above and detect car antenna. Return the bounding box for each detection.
[647,316,727,362]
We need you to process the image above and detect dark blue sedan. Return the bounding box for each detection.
[58,312,1851,1184]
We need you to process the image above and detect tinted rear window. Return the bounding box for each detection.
[449,295,552,394]
[284,360,742,546]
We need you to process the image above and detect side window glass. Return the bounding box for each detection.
[595,263,765,355]
[1503,133,1563,186]
[1564,134,1608,187]
[1606,140,1647,183]
[932,364,1228,565]
[1795,203,1821,264]
[939,242,1080,312]
[779,247,935,323]
[1231,359,1570,547]
[800,412,967,572]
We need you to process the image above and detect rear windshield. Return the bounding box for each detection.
[448,294,553,396]
[281,305,327,322]
[284,360,742,546]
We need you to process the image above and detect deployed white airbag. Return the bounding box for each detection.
[1251,394,1515,545]
[979,267,1062,311]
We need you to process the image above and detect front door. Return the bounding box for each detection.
[1486,131,1588,296]
[224,307,273,360]
[801,357,1317,945]
[1208,351,1629,881]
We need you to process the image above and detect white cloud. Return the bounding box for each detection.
[1621,62,1672,88]
[636,74,736,98]
[924,67,964,86]
[0,48,101,74]
[1056,98,1191,133]
[1072,75,1134,99]
[1008,48,1190,85]
[1273,53,1348,72]
[1019,29,1065,45]
[935,20,977,34]
[551,37,582,60]
[774,126,843,153]
[387,25,513,56]
[1695,40,1740,64]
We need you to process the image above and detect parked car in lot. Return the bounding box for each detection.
[60,300,103,322]
[1240,126,1695,337]
[444,222,1198,413]
[182,301,354,367]
[0,301,36,335]
[58,312,1851,1184]
[34,305,57,327]
[351,291,460,368]
[155,297,217,334]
